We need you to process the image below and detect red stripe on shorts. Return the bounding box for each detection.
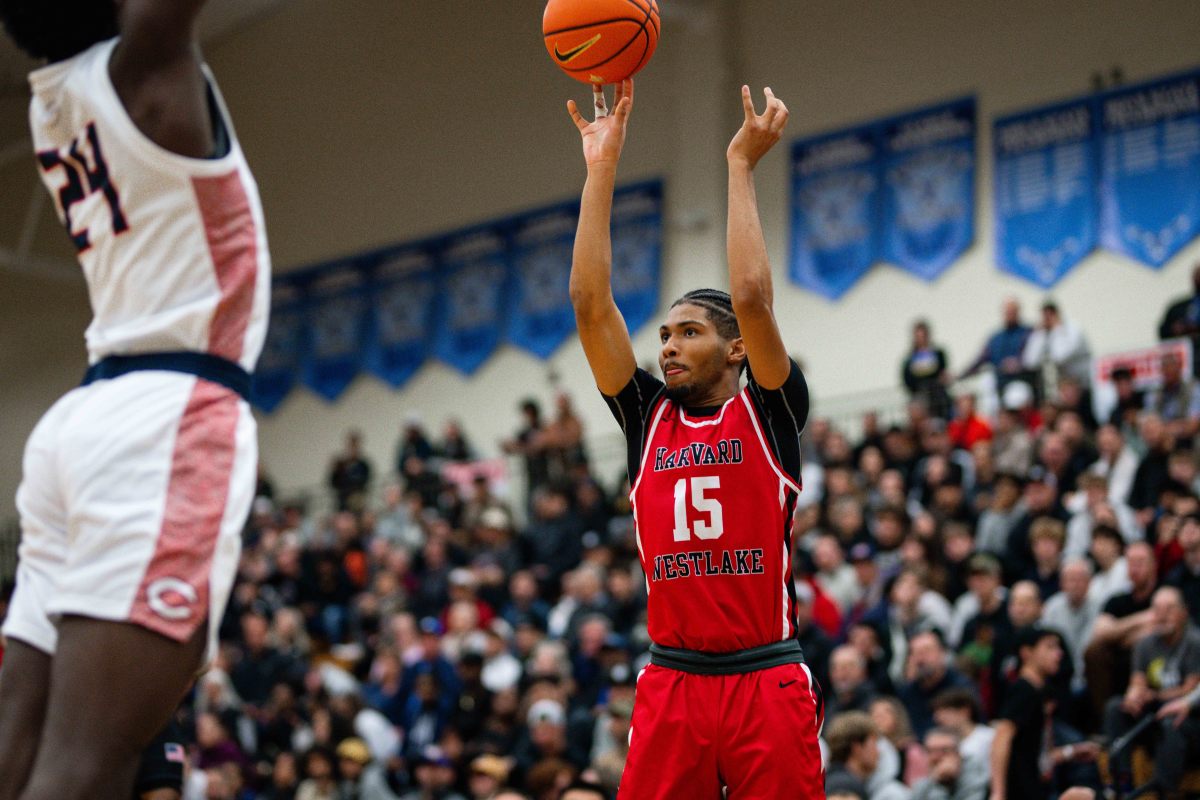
[192,170,258,362]
[128,381,239,642]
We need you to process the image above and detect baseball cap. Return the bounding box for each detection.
[608,697,635,719]
[608,662,635,687]
[449,568,477,588]
[470,754,510,781]
[848,542,876,563]
[600,632,628,652]
[527,698,566,727]
[479,508,509,529]
[511,612,546,632]
[966,552,1002,578]
[1002,380,1033,410]
[1027,465,1057,487]
[419,617,444,636]
[415,745,453,768]
[336,738,371,765]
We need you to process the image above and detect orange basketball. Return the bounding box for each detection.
[543,0,660,85]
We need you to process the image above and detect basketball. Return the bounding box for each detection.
[543,0,660,85]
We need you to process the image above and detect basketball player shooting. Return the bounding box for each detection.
[0,2,269,798]
[567,80,824,798]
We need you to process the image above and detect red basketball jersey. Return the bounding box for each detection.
[631,388,801,652]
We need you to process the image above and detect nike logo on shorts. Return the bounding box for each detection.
[779,679,798,689]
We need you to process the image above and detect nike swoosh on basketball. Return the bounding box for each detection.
[554,33,602,63]
[779,680,798,688]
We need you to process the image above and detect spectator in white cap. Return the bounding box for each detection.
[512,698,588,784]
[400,746,465,800]
[993,400,1035,477]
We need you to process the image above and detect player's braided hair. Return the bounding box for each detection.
[671,288,741,341]
[0,0,117,63]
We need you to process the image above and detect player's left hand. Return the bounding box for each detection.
[727,85,788,170]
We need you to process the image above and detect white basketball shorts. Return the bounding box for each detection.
[2,370,255,657]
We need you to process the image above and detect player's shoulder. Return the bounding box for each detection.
[747,357,804,388]
[29,37,116,94]
[607,366,666,406]
[746,359,808,407]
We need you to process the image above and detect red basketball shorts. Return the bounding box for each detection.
[619,661,824,799]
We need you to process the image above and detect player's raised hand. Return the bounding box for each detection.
[727,85,789,170]
[567,78,633,169]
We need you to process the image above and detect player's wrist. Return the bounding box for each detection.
[586,160,620,178]
[727,154,756,172]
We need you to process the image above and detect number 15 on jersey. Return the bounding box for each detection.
[673,476,725,541]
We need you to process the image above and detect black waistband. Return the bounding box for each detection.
[649,639,804,675]
[83,352,252,401]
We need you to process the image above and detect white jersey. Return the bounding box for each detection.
[28,37,270,371]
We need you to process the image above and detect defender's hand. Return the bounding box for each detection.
[568,79,634,169]
[727,85,789,170]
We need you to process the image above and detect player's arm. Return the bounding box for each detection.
[567,80,638,397]
[989,719,1015,800]
[726,86,791,390]
[110,0,214,158]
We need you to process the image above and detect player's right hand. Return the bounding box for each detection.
[567,78,633,169]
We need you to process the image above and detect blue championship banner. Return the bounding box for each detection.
[789,126,882,299]
[251,276,306,412]
[994,99,1099,287]
[610,181,663,334]
[254,181,663,411]
[433,227,511,375]
[1099,70,1200,267]
[301,261,370,401]
[880,97,976,282]
[507,204,579,359]
[364,243,438,389]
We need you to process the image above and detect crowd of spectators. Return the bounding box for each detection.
[6,269,1200,800]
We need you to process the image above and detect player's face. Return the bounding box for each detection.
[658,304,731,402]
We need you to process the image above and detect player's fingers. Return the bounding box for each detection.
[741,84,755,120]
[593,85,609,119]
[624,78,634,108]
[567,99,589,131]
[770,106,789,134]
[762,87,782,123]
[615,96,632,122]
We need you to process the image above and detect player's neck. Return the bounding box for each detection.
[682,375,741,410]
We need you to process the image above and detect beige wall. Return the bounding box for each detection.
[2,0,1200,515]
